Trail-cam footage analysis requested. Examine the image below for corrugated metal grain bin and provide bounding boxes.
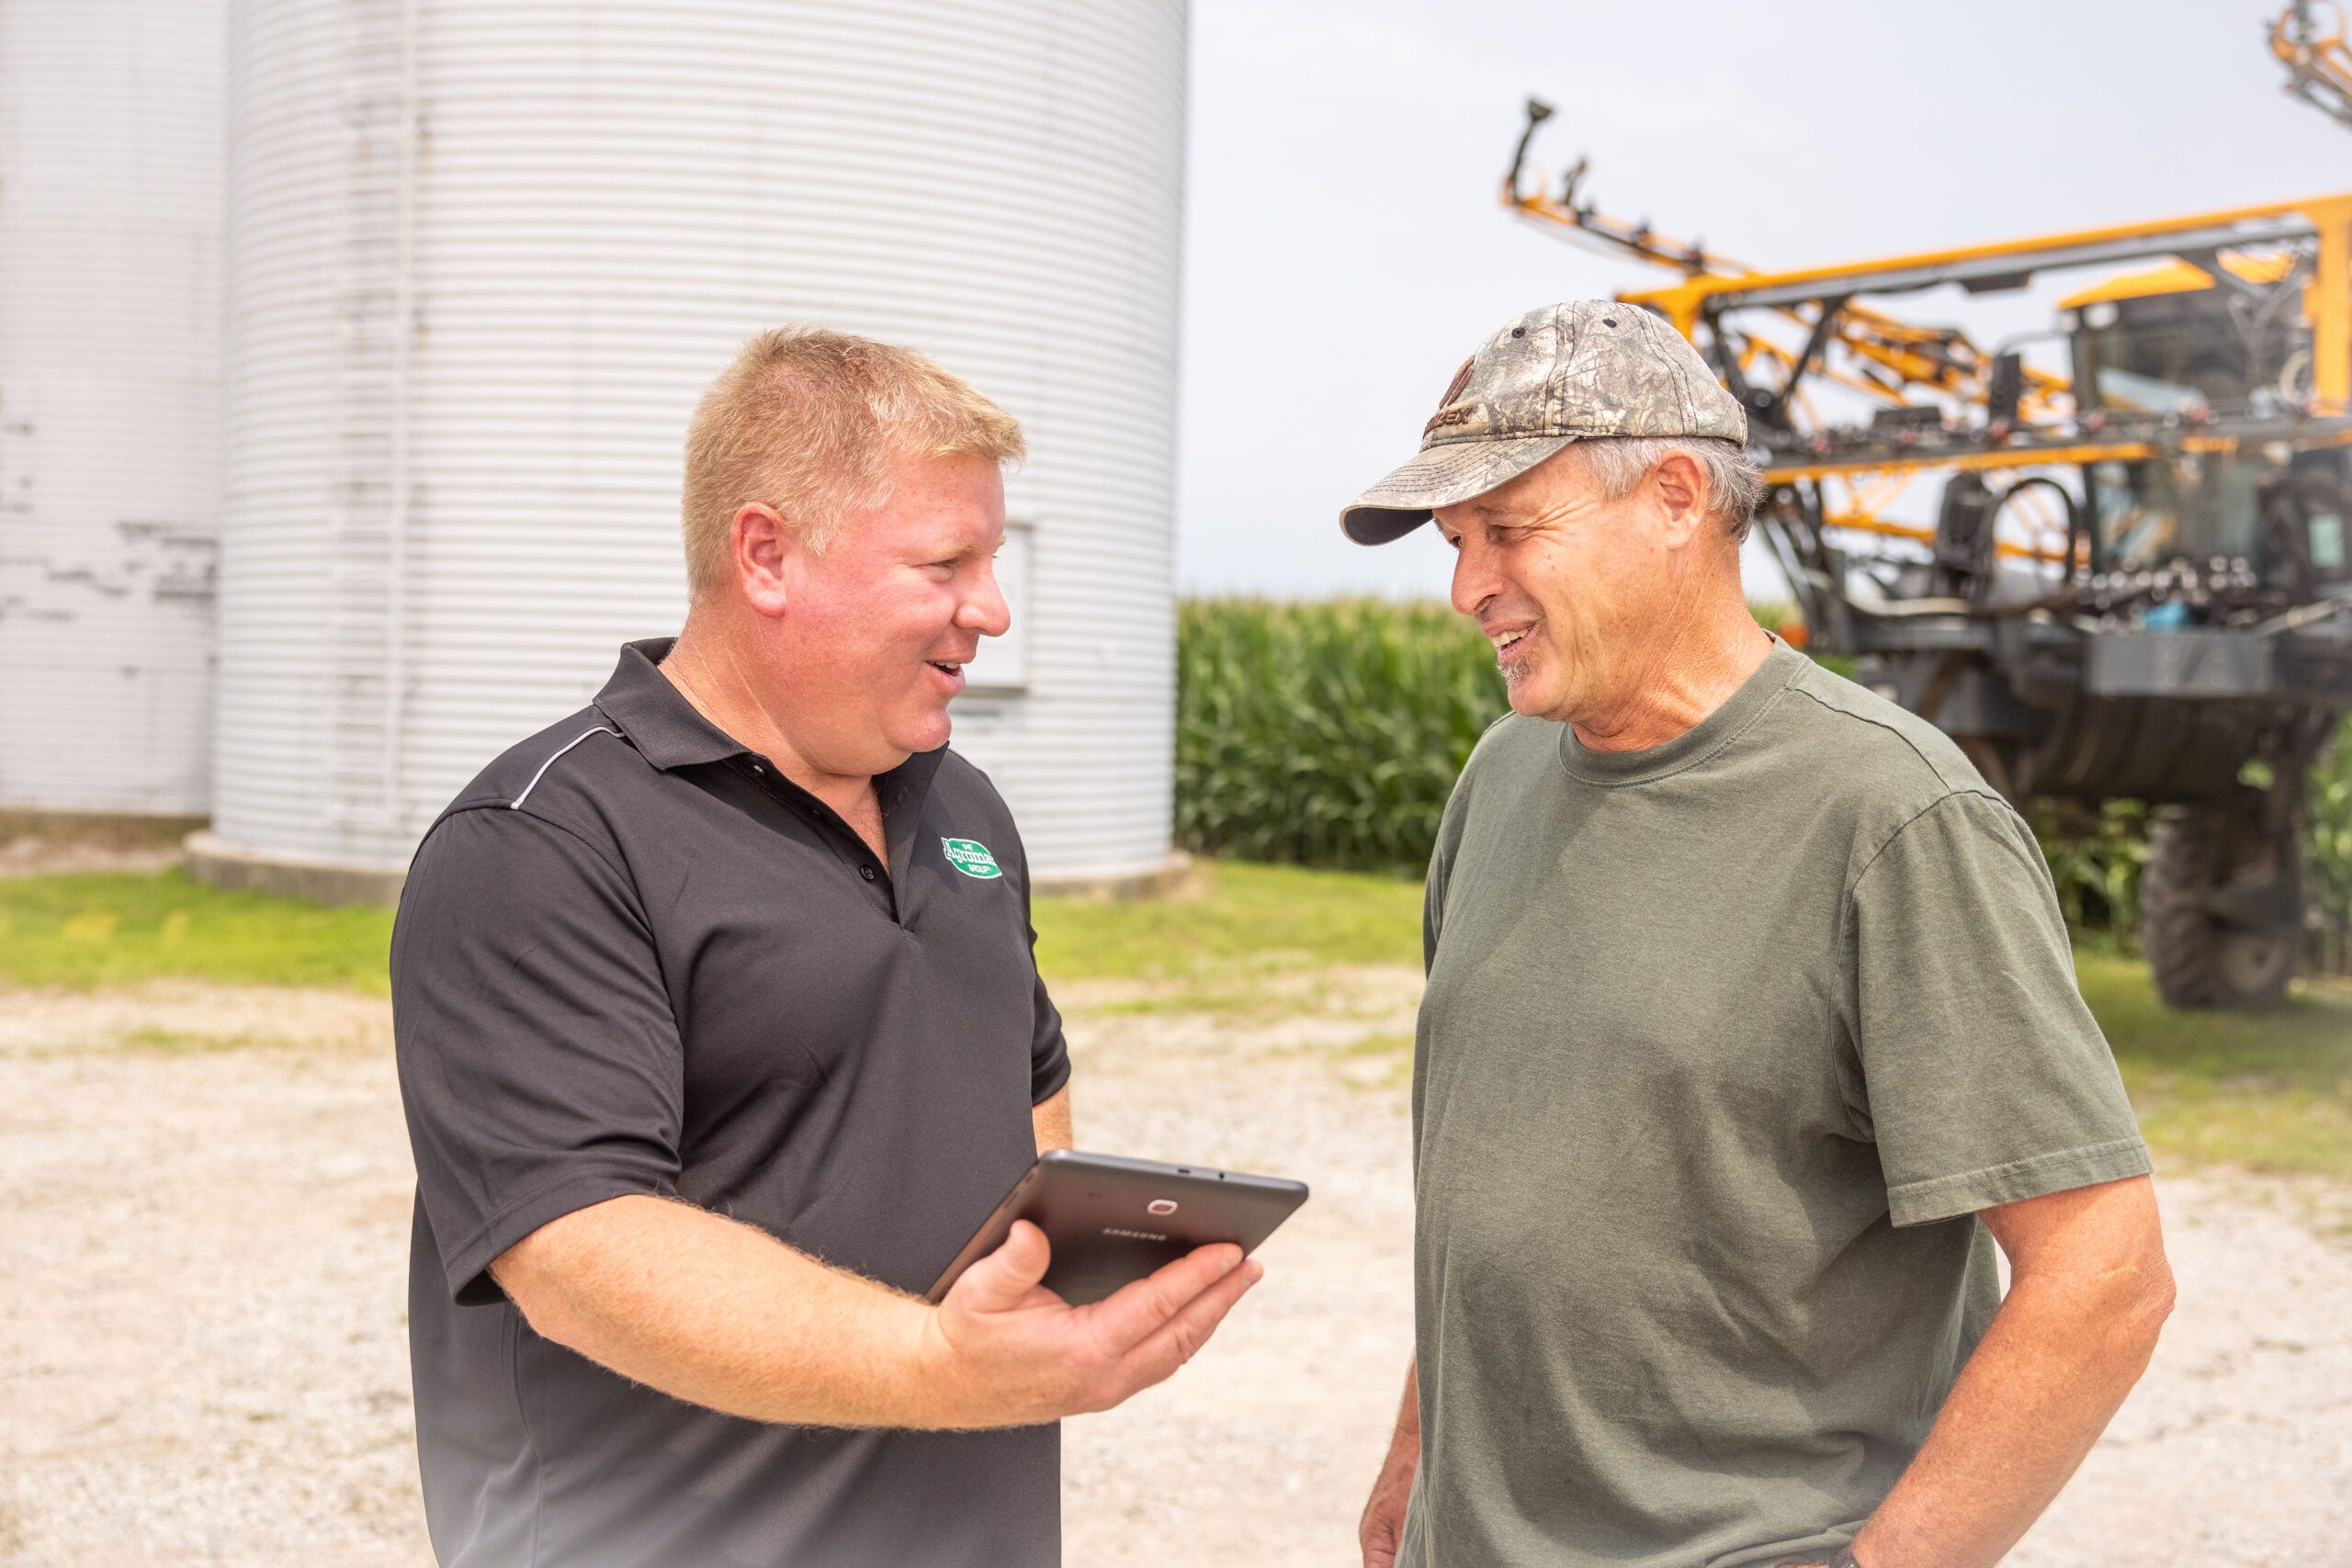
[206,0,1184,893]
[0,0,224,816]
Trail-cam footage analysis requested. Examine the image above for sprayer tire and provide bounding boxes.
[2141,803,2300,1010]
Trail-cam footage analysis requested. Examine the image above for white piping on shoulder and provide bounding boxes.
[510,726,623,810]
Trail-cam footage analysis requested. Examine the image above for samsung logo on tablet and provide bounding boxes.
[1102,1227,1170,1242]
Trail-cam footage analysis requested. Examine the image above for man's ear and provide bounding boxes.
[1648,452,1709,549]
[730,503,797,618]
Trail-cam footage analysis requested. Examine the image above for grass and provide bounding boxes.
[2,861,2345,1179]
[1031,861,1424,982]
[0,860,1419,997]
[0,870,395,995]
[2079,951,2352,1178]
[1334,1030,1419,1093]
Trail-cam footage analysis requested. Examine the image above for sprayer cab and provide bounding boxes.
[2063,269,2352,592]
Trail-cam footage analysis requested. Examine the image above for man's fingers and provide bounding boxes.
[1116,1256,1262,1391]
[947,1220,1053,1314]
[1084,1243,1246,1348]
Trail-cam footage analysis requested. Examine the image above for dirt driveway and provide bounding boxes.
[2,973,2346,1566]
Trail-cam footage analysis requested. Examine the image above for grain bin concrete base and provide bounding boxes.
[1,809,209,852]
[1033,852,1195,902]
[184,831,1190,911]
[184,832,408,908]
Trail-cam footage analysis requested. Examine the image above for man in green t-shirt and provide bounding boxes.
[1340,301,2173,1568]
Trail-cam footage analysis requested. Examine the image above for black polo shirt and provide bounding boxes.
[392,638,1069,1568]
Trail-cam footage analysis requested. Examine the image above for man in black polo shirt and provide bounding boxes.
[391,328,1260,1567]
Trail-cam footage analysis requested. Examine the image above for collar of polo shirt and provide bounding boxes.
[595,638,948,804]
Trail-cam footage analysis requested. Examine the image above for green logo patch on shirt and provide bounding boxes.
[941,838,1003,880]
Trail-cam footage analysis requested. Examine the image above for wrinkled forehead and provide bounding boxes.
[1432,444,1601,526]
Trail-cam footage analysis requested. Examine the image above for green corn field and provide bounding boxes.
[1175,598,1505,874]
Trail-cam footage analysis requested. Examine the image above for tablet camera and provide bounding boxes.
[1146,1199,1179,1216]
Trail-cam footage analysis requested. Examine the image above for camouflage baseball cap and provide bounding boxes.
[1340,299,1748,545]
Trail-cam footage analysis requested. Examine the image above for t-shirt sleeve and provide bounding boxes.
[392,807,685,1304]
[1024,937,1070,1106]
[1011,835,1069,1106]
[1848,790,2151,1226]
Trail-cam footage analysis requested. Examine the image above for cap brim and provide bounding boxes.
[1339,434,1579,545]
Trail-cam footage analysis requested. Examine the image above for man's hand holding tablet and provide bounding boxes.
[914,1150,1310,1426]
[917,1219,1256,1426]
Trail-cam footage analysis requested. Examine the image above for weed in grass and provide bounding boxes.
[113,1026,286,1057]
[22,1025,322,1062]
[1333,1031,1416,1093]
[1079,986,1275,1021]
[61,910,119,942]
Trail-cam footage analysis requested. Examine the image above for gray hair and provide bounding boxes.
[1567,435,1764,542]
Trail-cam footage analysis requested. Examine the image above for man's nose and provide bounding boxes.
[958,560,1013,638]
[1449,536,1498,619]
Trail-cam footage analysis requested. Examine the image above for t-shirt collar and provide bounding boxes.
[1558,633,1805,787]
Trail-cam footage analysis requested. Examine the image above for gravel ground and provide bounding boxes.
[1,974,2346,1566]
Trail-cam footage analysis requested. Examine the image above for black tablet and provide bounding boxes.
[924,1149,1309,1306]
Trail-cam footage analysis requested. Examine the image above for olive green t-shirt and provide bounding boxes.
[1398,638,2150,1568]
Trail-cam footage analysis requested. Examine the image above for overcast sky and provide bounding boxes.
[1175,0,2352,600]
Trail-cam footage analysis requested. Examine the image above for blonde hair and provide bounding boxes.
[681,327,1026,597]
